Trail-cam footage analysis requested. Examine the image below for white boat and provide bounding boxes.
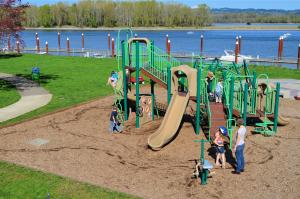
[220,50,253,63]
[93,53,106,58]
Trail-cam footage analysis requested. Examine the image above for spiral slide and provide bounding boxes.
[148,91,190,150]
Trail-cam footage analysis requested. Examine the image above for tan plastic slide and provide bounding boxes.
[148,91,190,150]
[277,115,289,125]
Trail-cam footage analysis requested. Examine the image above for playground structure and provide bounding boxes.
[110,28,289,184]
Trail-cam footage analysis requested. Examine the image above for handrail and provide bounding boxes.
[201,80,211,141]
[117,28,133,70]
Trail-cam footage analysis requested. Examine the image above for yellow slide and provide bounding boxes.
[148,91,190,150]
[278,115,289,126]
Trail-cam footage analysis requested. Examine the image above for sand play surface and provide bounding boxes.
[0,87,299,199]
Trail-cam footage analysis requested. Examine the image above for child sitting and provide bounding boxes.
[109,106,122,133]
[215,78,223,103]
[214,130,226,168]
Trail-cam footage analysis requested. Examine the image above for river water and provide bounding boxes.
[19,29,300,63]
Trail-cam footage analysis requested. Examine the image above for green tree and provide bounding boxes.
[195,4,211,27]
[39,5,52,27]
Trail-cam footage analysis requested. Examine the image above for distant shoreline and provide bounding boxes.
[25,25,300,31]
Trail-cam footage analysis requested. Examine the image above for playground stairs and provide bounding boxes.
[141,67,167,88]
[209,102,227,139]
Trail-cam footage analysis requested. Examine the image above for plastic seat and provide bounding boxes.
[203,159,213,170]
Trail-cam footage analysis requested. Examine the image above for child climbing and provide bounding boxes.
[206,71,215,101]
[215,78,223,103]
[107,71,118,87]
[109,106,122,133]
[214,129,226,168]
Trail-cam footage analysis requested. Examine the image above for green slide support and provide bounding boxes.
[151,80,155,121]
[135,41,140,128]
[167,64,171,104]
[273,82,280,132]
[122,41,128,121]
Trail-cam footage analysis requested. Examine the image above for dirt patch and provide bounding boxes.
[0,87,300,199]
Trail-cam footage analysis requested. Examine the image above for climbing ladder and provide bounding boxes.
[209,102,227,139]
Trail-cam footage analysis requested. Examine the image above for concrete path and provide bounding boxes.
[258,79,300,99]
[0,73,52,122]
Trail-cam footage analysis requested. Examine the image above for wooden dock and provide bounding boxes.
[21,48,299,67]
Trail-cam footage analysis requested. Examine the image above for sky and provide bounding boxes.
[25,0,300,10]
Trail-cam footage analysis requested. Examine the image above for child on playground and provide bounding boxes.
[215,78,223,103]
[206,71,214,94]
[107,71,118,87]
[109,106,122,133]
[214,129,226,168]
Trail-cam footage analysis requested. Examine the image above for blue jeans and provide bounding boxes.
[235,144,245,172]
[109,121,122,133]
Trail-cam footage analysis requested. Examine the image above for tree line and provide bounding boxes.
[23,1,300,28]
[24,0,211,28]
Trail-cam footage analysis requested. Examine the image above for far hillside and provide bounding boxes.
[212,8,300,23]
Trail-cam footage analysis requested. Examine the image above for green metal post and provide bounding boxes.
[229,76,234,149]
[222,70,226,82]
[167,64,171,104]
[122,41,128,121]
[135,41,140,128]
[151,80,155,121]
[252,71,257,88]
[243,83,248,126]
[124,41,129,66]
[195,139,208,185]
[273,82,280,132]
[200,139,205,164]
[251,71,257,113]
[201,169,208,185]
[200,57,203,68]
[150,41,154,68]
[233,62,243,89]
[196,67,201,135]
[193,59,198,69]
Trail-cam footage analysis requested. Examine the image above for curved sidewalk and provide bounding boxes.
[0,73,52,122]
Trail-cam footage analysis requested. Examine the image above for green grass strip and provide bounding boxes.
[0,80,21,108]
[0,161,139,199]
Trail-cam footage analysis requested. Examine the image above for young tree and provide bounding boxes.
[0,0,28,51]
[195,4,211,27]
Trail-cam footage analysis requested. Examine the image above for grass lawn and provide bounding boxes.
[0,54,117,126]
[0,161,139,199]
[250,65,300,79]
[0,80,21,108]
